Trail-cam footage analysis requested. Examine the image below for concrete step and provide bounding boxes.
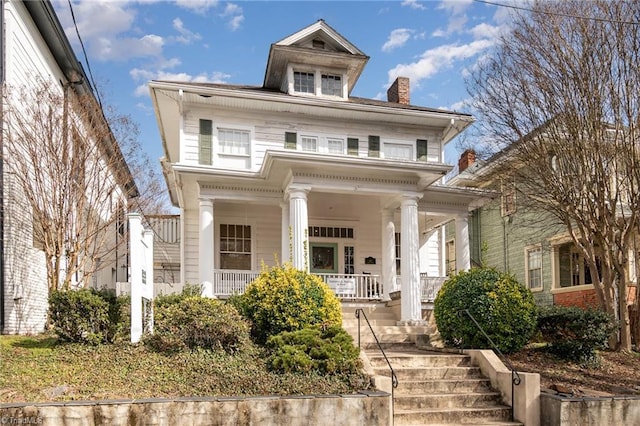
[394,378,494,394]
[343,318,399,327]
[375,366,483,381]
[394,406,514,425]
[394,392,503,410]
[368,351,471,368]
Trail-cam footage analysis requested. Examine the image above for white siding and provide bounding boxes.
[180,107,444,171]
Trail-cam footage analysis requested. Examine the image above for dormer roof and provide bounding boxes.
[263,19,369,95]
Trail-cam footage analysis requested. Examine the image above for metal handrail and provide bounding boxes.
[458,309,521,422]
[355,308,398,423]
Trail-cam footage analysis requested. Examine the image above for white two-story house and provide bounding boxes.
[1,0,138,334]
[150,20,487,324]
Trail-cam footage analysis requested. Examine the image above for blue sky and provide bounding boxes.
[52,0,513,185]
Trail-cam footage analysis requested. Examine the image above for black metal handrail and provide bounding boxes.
[355,308,398,420]
[458,309,521,422]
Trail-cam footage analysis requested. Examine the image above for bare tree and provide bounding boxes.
[467,0,640,351]
[2,78,156,292]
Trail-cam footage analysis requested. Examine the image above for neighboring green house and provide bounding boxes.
[447,150,638,309]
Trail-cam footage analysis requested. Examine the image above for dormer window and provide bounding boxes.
[321,74,342,96]
[289,66,347,99]
[294,71,315,93]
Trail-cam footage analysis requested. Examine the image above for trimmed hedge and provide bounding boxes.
[537,305,617,365]
[235,265,342,344]
[49,288,127,345]
[145,296,251,353]
[266,326,361,374]
[434,268,537,354]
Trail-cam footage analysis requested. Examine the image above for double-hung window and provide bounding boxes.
[220,224,251,270]
[321,74,342,96]
[301,136,318,152]
[218,129,250,156]
[384,142,413,160]
[294,71,315,93]
[526,246,543,290]
[327,138,344,154]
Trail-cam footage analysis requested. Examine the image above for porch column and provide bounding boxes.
[381,208,396,300]
[288,186,310,271]
[280,201,290,264]
[455,214,470,272]
[400,195,423,324]
[199,198,215,298]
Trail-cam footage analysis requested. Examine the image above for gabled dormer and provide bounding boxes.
[263,20,369,100]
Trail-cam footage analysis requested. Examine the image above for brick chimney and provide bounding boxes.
[458,149,476,173]
[387,77,410,105]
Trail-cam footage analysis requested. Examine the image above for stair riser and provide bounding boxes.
[369,355,471,368]
[394,380,492,393]
[376,367,482,380]
[394,393,503,410]
[394,408,513,425]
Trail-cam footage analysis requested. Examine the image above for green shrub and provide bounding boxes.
[237,265,342,343]
[537,305,617,365]
[154,283,203,309]
[266,325,361,374]
[49,289,110,345]
[145,296,251,353]
[434,268,537,354]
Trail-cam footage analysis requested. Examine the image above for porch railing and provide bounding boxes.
[212,270,260,297]
[421,274,446,302]
[211,269,446,302]
[316,273,381,300]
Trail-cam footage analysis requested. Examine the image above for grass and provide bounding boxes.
[0,334,370,403]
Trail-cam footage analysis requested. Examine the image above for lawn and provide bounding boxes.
[0,334,370,403]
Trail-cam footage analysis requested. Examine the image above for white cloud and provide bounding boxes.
[382,29,414,52]
[387,39,495,88]
[172,18,202,44]
[469,23,502,40]
[175,0,219,15]
[433,0,474,36]
[437,0,473,15]
[96,34,165,61]
[227,14,244,31]
[401,0,426,10]
[220,3,244,31]
[131,69,231,97]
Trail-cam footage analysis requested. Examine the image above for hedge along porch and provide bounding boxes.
[150,20,490,324]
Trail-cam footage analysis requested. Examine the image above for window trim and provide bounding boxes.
[217,127,251,158]
[383,140,414,161]
[216,220,255,270]
[212,124,254,167]
[288,65,347,99]
[525,244,543,291]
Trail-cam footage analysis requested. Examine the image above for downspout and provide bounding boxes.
[0,0,6,333]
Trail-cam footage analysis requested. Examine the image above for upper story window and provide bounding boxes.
[327,138,344,154]
[321,74,342,96]
[384,142,413,161]
[301,136,318,152]
[294,71,315,93]
[290,66,346,99]
[218,128,250,156]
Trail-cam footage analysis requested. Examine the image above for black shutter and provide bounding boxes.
[199,119,212,165]
[347,138,359,156]
[285,132,297,150]
[417,139,428,161]
[368,135,380,158]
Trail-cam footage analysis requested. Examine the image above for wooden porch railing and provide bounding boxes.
[211,269,446,301]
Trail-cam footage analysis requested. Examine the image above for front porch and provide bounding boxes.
[212,270,446,302]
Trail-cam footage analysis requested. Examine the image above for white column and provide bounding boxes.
[199,198,215,297]
[400,196,423,324]
[280,201,290,264]
[381,208,396,300]
[455,215,471,272]
[288,187,310,271]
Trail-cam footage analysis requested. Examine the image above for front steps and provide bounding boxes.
[342,303,522,425]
